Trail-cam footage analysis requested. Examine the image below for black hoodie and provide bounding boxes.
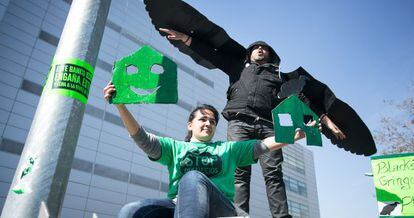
[221,41,284,121]
[189,38,283,121]
[245,41,280,65]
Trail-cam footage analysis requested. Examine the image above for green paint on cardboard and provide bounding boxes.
[271,95,322,146]
[111,45,178,104]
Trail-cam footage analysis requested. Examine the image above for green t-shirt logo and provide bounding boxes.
[179,150,222,177]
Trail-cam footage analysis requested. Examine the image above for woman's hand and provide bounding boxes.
[103,81,138,135]
[103,81,116,102]
[294,120,322,141]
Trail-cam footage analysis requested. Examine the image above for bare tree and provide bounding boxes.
[374,84,414,154]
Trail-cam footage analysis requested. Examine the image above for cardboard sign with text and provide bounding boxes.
[371,153,414,217]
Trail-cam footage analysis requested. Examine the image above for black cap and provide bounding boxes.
[246,41,280,65]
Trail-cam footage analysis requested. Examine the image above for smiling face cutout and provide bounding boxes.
[111,45,178,104]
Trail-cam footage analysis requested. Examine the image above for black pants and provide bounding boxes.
[227,118,291,218]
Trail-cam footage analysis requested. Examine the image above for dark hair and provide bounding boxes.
[184,104,219,142]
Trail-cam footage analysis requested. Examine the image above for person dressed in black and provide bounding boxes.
[142,1,376,216]
[159,28,345,218]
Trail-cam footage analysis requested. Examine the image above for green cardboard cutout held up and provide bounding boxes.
[272,95,322,146]
[111,45,178,104]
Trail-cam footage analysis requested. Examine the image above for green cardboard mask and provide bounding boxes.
[271,95,322,146]
[111,45,178,104]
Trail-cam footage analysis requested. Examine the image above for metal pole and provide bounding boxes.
[1,0,111,217]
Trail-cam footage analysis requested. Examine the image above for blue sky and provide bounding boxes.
[185,0,414,217]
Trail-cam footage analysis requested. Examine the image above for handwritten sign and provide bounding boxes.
[371,153,414,217]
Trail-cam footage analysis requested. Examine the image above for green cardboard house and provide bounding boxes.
[271,95,322,146]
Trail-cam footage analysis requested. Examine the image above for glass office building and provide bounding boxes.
[0,0,320,217]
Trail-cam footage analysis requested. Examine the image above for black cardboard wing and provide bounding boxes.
[143,0,245,69]
[280,67,377,156]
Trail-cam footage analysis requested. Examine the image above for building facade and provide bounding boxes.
[0,0,320,217]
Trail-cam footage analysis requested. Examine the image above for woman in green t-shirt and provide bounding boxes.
[104,82,311,218]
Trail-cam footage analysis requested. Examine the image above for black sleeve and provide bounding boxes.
[285,67,336,116]
[190,37,245,76]
[301,73,336,115]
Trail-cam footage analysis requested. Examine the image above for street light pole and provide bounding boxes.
[1,0,111,217]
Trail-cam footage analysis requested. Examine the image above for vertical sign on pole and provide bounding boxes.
[1,0,111,217]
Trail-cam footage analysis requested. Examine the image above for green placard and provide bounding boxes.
[371,153,414,217]
[271,95,322,146]
[111,45,178,104]
[44,58,94,104]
